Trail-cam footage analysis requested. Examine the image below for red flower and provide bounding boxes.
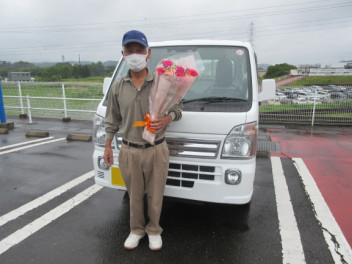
[187,69,199,77]
[162,60,173,68]
[175,66,185,76]
[157,67,165,75]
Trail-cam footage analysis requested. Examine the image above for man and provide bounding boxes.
[103,30,182,251]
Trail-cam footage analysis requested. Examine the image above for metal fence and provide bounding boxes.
[2,81,103,122]
[1,82,352,126]
[260,85,352,126]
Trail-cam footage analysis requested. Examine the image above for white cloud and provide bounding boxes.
[0,0,351,64]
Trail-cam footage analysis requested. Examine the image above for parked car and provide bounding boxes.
[292,98,309,105]
[330,92,347,100]
[311,85,324,92]
[327,85,338,90]
[275,92,287,101]
[331,87,346,93]
[268,98,281,105]
[305,92,321,101]
[317,91,330,100]
[296,92,308,100]
[345,90,352,98]
[327,85,347,93]
[284,91,298,99]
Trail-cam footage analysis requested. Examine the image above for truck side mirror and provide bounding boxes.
[259,79,276,102]
[103,77,112,95]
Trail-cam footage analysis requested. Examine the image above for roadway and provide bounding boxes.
[0,117,351,264]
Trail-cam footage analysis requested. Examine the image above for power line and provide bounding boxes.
[1,0,351,34]
[2,22,351,57]
[1,0,351,59]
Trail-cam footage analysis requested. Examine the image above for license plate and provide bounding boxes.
[111,167,125,187]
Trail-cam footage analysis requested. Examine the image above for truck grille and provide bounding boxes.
[166,137,221,159]
[166,162,219,188]
[97,171,104,178]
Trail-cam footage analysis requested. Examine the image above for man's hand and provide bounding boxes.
[104,139,113,167]
[150,114,172,134]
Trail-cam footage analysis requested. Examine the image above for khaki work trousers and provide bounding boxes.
[119,141,169,236]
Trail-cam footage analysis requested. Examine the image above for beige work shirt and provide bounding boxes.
[105,68,182,143]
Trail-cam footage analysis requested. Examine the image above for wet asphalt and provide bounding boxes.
[0,116,345,264]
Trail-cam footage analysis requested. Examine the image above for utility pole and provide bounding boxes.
[62,55,65,63]
[248,21,255,49]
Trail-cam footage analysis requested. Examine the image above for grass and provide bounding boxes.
[261,101,351,110]
[315,113,352,117]
[61,76,105,83]
[286,76,352,86]
[2,82,103,99]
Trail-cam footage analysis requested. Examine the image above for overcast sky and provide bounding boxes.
[1,0,351,66]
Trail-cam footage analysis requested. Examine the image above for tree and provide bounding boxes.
[105,65,115,75]
[72,64,90,78]
[89,61,105,76]
[81,65,90,78]
[56,62,73,79]
[264,63,297,78]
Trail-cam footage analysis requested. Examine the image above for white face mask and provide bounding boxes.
[124,52,148,72]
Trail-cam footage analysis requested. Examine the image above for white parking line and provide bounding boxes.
[0,138,66,155]
[0,170,95,227]
[293,158,352,264]
[0,137,55,151]
[0,184,103,255]
[271,156,306,264]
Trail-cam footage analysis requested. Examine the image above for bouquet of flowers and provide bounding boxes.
[133,54,199,144]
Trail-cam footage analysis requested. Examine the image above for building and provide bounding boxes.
[290,62,352,76]
[8,72,32,82]
[309,68,352,76]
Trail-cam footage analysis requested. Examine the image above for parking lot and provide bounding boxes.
[273,85,352,105]
[0,118,351,263]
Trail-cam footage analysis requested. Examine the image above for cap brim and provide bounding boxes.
[122,39,148,47]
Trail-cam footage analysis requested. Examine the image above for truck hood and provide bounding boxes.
[96,105,247,135]
[168,112,246,135]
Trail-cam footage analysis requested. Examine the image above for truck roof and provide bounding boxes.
[149,39,251,48]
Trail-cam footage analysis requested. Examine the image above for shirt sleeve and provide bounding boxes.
[168,101,183,122]
[104,82,122,140]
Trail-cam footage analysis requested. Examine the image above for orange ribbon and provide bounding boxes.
[132,113,155,132]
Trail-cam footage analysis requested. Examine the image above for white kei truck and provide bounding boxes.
[93,40,275,205]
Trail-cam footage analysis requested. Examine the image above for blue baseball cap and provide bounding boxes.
[122,30,149,47]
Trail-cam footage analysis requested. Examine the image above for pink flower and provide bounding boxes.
[157,67,165,75]
[175,66,185,76]
[162,60,173,68]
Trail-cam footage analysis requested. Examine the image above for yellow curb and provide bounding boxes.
[0,128,9,134]
[66,134,92,142]
[0,122,14,129]
[25,130,50,138]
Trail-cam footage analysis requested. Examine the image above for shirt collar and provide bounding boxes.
[124,67,155,82]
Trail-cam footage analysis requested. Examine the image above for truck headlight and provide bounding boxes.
[98,156,109,170]
[93,114,106,147]
[221,122,257,159]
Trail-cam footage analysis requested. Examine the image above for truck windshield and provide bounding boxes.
[105,45,253,112]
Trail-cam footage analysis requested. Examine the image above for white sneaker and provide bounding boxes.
[124,233,145,250]
[148,235,162,251]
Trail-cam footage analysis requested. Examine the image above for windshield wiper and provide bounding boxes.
[183,97,247,104]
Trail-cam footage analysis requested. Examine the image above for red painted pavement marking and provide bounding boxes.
[268,128,352,247]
